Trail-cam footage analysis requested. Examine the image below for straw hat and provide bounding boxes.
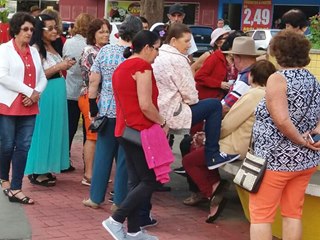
[223,36,266,56]
[210,28,230,47]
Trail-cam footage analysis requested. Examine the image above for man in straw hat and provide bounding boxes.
[221,36,265,115]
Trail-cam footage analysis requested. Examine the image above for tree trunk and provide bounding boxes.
[140,0,164,27]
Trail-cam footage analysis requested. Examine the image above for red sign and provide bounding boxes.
[241,0,272,32]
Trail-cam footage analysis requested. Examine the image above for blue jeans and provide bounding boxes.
[0,115,36,190]
[90,118,127,205]
[190,98,222,166]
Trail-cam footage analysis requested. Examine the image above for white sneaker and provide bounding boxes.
[126,231,159,240]
[102,217,126,240]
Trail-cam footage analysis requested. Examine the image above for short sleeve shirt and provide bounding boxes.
[112,58,159,137]
[90,44,126,118]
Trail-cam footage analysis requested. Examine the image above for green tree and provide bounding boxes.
[140,0,164,27]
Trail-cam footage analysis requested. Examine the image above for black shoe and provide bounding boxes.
[61,165,76,173]
[155,185,171,192]
[140,217,158,229]
[173,166,186,175]
[206,198,227,223]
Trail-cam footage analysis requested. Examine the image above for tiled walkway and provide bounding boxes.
[22,137,250,240]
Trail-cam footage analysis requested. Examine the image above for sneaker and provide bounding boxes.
[81,176,91,186]
[140,215,158,229]
[82,198,99,209]
[102,217,126,240]
[126,231,159,240]
[173,166,186,175]
[207,153,240,170]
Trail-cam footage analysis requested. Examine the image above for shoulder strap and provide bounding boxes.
[249,79,317,153]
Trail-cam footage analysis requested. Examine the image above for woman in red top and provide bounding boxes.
[102,30,166,240]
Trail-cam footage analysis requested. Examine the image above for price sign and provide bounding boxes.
[241,0,272,32]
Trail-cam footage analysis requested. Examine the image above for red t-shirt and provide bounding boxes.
[0,39,38,115]
[112,58,159,137]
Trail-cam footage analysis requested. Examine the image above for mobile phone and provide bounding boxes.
[308,134,320,144]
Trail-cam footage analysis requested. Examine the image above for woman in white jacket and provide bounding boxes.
[0,12,47,204]
[153,23,239,170]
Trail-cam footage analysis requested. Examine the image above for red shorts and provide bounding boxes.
[78,94,97,141]
[249,167,316,223]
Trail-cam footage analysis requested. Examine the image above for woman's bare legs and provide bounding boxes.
[250,223,272,240]
[83,139,96,180]
[282,217,302,240]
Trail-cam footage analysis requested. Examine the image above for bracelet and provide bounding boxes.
[160,119,166,128]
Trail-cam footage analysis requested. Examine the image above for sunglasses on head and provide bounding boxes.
[42,26,59,32]
[21,27,34,32]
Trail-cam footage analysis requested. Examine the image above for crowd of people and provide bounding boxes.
[0,3,319,240]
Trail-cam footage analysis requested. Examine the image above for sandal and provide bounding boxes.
[8,190,34,205]
[0,179,10,196]
[30,175,56,187]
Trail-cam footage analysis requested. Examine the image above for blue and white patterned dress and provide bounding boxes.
[253,69,320,172]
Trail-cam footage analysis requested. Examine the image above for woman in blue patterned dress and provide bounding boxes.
[82,16,142,212]
[249,30,320,240]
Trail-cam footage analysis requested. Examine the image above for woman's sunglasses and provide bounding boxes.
[20,27,34,32]
[42,26,59,32]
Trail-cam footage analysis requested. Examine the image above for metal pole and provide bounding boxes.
[104,0,109,19]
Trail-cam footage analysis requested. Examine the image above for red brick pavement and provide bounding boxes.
[22,141,250,240]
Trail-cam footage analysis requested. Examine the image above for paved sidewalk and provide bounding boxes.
[0,134,250,240]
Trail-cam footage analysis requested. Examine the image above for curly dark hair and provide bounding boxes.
[269,30,311,68]
[9,12,36,38]
[86,19,112,46]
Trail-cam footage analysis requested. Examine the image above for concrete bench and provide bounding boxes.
[221,162,320,240]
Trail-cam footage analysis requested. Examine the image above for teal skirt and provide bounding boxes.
[25,77,69,174]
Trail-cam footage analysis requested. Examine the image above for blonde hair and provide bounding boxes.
[72,13,95,37]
